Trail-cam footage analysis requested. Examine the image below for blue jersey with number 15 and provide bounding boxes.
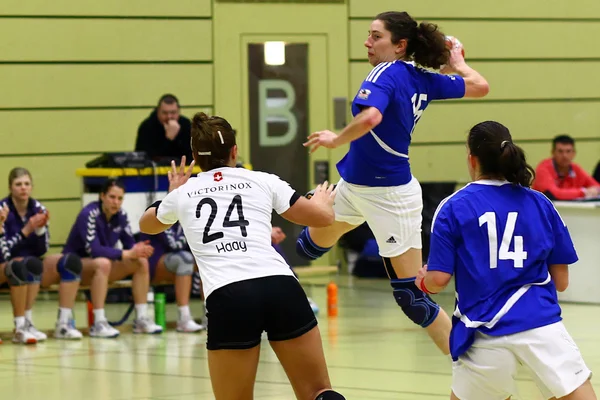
[427,181,578,360]
[337,61,465,187]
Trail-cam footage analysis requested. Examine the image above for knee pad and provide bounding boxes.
[164,251,195,276]
[296,227,332,260]
[315,390,345,400]
[5,260,28,286]
[24,257,43,284]
[391,277,440,328]
[57,253,82,282]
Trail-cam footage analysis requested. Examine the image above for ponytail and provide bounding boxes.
[409,22,449,69]
[498,142,535,187]
[468,121,535,187]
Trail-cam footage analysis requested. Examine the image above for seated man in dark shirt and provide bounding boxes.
[135,94,192,162]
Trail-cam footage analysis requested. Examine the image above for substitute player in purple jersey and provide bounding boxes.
[1,168,83,341]
[61,179,162,338]
[297,11,489,354]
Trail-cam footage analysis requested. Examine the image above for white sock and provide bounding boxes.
[178,305,191,321]
[58,308,73,324]
[135,304,148,320]
[14,316,26,329]
[24,309,33,322]
[93,309,106,322]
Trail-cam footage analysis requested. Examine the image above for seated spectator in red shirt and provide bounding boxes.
[532,135,600,200]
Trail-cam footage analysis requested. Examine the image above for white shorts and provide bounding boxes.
[334,177,422,258]
[452,322,592,400]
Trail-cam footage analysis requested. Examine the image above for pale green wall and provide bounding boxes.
[0,0,214,252]
[3,0,600,251]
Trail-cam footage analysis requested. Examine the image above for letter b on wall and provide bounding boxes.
[258,80,298,147]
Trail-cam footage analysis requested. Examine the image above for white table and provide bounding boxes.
[553,201,600,304]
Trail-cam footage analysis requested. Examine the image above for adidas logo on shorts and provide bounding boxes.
[386,236,396,244]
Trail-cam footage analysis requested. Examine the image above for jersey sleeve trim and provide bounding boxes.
[289,192,300,207]
[365,62,394,83]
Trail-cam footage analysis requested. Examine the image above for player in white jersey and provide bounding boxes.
[417,121,596,399]
[139,113,345,400]
[296,11,489,355]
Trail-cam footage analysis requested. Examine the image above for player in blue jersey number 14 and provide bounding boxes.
[417,120,596,400]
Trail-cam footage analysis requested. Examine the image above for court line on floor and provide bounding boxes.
[3,361,447,397]
[131,347,541,384]
[0,337,541,386]
[0,339,577,388]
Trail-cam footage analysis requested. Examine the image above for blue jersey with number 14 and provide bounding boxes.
[427,181,578,360]
[337,61,465,187]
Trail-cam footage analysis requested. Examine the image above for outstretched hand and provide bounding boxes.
[303,130,339,153]
[309,180,337,207]
[168,156,195,193]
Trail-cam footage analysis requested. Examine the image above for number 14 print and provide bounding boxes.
[479,211,528,269]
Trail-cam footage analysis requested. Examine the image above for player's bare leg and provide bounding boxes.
[560,379,597,399]
[208,345,260,400]
[307,222,358,248]
[270,326,343,400]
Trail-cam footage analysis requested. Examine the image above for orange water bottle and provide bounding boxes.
[327,282,338,317]
[87,300,94,328]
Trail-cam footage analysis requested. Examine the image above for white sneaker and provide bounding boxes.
[13,327,37,344]
[176,319,205,333]
[54,320,83,340]
[133,317,163,334]
[90,320,120,338]
[25,320,47,341]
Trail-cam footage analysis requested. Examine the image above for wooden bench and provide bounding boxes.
[0,279,170,294]
[0,265,338,334]
[0,265,338,294]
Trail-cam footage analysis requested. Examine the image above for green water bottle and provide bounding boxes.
[155,292,166,329]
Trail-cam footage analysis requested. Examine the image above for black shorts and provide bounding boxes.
[205,275,317,350]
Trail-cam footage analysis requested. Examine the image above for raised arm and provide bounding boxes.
[441,39,489,98]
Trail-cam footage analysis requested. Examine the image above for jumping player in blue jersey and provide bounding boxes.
[417,121,596,400]
[296,11,489,354]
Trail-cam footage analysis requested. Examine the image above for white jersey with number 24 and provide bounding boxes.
[157,167,297,298]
